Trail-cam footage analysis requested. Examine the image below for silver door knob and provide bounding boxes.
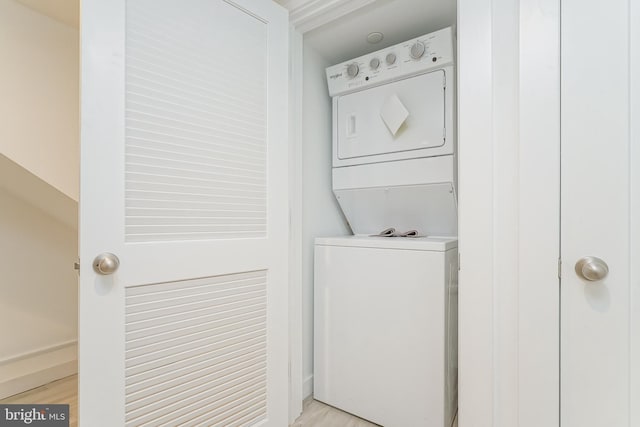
[93,253,120,275]
[575,256,608,281]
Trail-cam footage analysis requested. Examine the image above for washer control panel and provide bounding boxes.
[326,26,454,97]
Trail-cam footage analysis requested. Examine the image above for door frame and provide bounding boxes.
[457,0,560,426]
[288,25,304,423]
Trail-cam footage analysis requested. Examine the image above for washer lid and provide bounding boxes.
[315,235,457,251]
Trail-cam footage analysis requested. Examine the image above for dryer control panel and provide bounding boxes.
[326,26,454,97]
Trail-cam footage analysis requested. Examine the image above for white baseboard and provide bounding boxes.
[303,374,314,400]
[0,341,77,400]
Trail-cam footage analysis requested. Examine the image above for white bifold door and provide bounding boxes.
[79,1,289,425]
[561,0,639,426]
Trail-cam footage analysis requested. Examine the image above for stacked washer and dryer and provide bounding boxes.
[313,27,458,427]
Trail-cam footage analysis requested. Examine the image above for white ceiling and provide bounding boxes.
[275,0,376,33]
[300,0,456,65]
[15,0,79,28]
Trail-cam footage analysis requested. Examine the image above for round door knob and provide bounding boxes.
[346,63,359,78]
[410,41,426,59]
[93,253,120,275]
[386,53,397,65]
[575,256,609,281]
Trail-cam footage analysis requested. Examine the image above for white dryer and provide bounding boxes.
[328,26,456,238]
[314,26,458,427]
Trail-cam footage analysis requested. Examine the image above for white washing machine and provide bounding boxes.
[314,236,458,427]
[314,27,458,427]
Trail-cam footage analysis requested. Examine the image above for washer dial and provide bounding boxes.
[369,58,380,70]
[410,41,426,59]
[346,63,359,78]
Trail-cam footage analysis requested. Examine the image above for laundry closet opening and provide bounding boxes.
[290,0,457,425]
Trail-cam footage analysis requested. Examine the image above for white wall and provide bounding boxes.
[0,1,78,398]
[0,187,78,396]
[301,44,351,398]
[0,0,79,201]
[457,0,560,425]
[0,188,78,358]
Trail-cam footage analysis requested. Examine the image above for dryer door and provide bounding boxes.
[336,69,451,165]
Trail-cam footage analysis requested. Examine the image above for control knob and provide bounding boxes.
[346,63,359,78]
[369,58,380,70]
[410,41,426,59]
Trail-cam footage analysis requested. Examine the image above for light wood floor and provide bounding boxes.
[291,398,379,426]
[0,375,457,427]
[0,375,78,427]
[292,398,458,427]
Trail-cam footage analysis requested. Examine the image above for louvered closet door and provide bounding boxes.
[79,1,289,426]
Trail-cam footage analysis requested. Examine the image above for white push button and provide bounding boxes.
[386,53,397,65]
